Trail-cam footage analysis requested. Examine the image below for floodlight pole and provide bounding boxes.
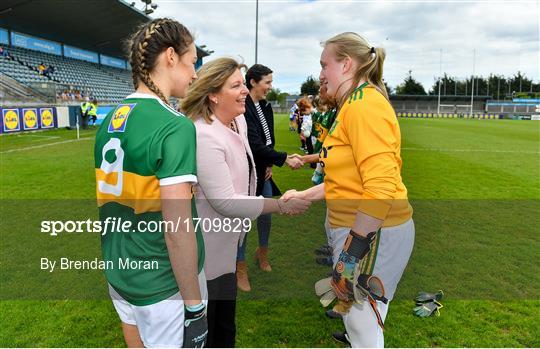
[437,49,442,115]
[255,0,259,64]
[470,49,475,115]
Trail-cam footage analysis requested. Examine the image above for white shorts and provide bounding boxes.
[329,218,415,347]
[109,272,208,348]
[324,208,331,243]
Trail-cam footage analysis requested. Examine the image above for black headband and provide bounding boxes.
[370,47,376,54]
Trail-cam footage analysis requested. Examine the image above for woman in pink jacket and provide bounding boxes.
[181,57,310,347]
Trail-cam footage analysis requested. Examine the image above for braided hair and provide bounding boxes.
[127,18,194,105]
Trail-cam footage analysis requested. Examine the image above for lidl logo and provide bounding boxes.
[108,103,136,133]
[40,108,54,128]
[2,109,20,132]
[23,109,38,130]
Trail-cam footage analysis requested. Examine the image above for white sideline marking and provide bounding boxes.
[27,135,61,141]
[17,134,59,139]
[0,137,93,154]
[402,147,540,154]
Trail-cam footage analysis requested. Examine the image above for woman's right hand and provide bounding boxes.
[285,154,304,169]
[278,197,310,215]
[282,184,325,203]
[281,189,300,202]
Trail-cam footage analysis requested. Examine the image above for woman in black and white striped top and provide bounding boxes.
[236,63,305,292]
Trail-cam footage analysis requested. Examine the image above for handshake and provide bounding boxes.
[264,154,304,181]
[277,189,310,216]
[285,154,305,170]
[271,154,312,215]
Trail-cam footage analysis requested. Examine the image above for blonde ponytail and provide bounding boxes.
[323,32,388,105]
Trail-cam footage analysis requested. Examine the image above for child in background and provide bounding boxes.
[298,97,314,155]
[310,96,326,183]
[301,83,337,184]
[289,100,298,131]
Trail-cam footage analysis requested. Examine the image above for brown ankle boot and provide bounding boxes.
[255,247,272,272]
[236,261,251,292]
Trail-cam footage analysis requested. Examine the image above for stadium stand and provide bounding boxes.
[0,0,211,105]
[1,45,133,103]
[0,66,50,103]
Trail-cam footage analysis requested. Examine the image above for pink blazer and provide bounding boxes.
[194,114,263,281]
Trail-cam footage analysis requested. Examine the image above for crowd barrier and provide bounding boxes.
[396,112,501,119]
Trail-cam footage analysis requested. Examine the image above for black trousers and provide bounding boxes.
[206,273,237,348]
[297,118,306,149]
[305,135,314,154]
[81,114,88,129]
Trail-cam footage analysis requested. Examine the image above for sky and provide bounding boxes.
[151,0,540,94]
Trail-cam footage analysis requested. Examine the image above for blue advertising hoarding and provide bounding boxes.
[0,28,8,45]
[488,101,539,107]
[22,108,39,130]
[1,108,21,133]
[39,108,56,129]
[512,98,540,104]
[0,107,57,134]
[64,45,99,64]
[95,106,114,125]
[100,55,126,69]
[10,32,62,56]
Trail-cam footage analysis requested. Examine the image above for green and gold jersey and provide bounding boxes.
[94,93,205,306]
[311,108,337,154]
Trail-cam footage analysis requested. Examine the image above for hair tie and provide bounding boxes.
[370,47,376,54]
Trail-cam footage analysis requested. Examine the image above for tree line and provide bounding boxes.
[265,71,539,105]
[395,70,539,98]
[276,71,540,104]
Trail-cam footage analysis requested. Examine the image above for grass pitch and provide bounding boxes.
[1,116,539,347]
